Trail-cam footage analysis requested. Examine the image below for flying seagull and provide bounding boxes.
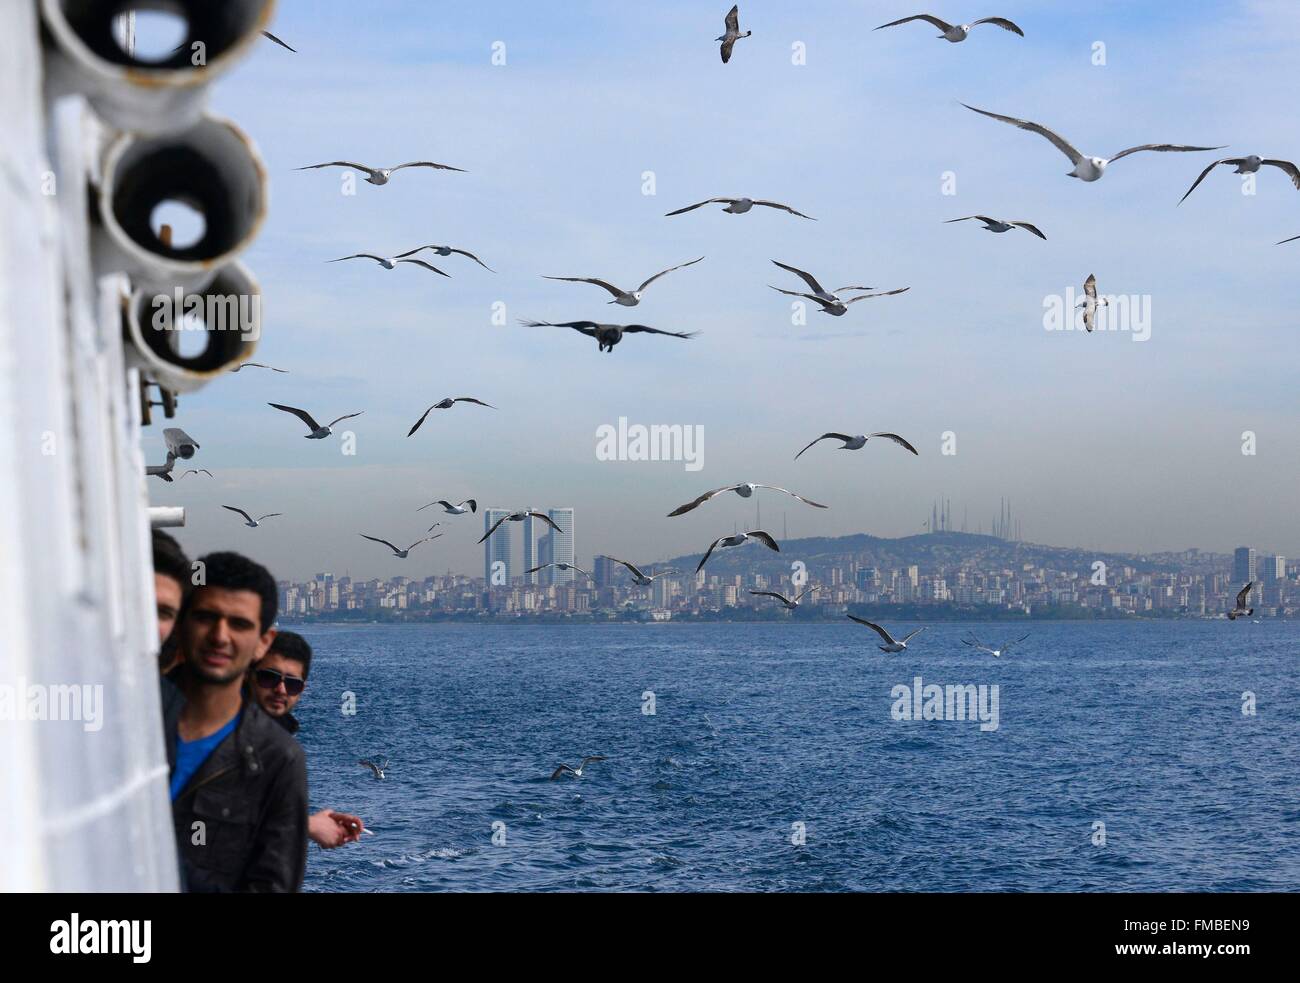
[526,562,594,582]
[945,215,1046,239]
[360,533,441,558]
[666,197,815,220]
[962,633,1029,657]
[795,432,919,460]
[875,14,1024,42]
[696,530,781,573]
[604,557,675,586]
[769,260,909,315]
[179,469,213,479]
[268,402,363,439]
[328,253,449,276]
[1178,156,1300,204]
[749,586,820,610]
[297,160,466,185]
[520,319,698,353]
[961,103,1223,182]
[478,510,563,544]
[550,755,607,780]
[407,397,495,437]
[1228,582,1255,620]
[543,257,704,307]
[232,361,288,373]
[847,616,926,653]
[1078,273,1108,332]
[418,499,478,515]
[261,30,296,52]
[668,482,828,517]
[395,244,494,271]
[358,758,388,780]
[717,5,752,63]
[222,505,282,528]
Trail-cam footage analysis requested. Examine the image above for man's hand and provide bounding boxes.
[308,809,366,849]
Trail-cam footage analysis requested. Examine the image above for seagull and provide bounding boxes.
[407,397,495,437]
[945,215,1046,239]
[668,482,828,517]
[717,5,752,63]
[769,261,910,316]
[418,499,478,515]
[297,160,466,185]
[1178,156,1300,204]
[1078,273,1108,333]
[261,30,296,52]
[1228,582,1255,620]
[179,469,213,479]
[1277,234,1300,245]
[268,403,363,439]
[666,197,815,220]
[358,758,388,780]
[232,361,288,373]
[961,103,1224,182]
[328,253,449,276]
[794,432,919,460]
[696,530,780,573]
[519,320,698,353]
[359,533,442,558]
[478,510,563,544]
[550,755,607,780]
[526,562,594,582]
[222,505,282,528]
[749,586,820,610]
[543,257,704,307]
[962,633,1029,657]
[604,557,675,586]
[395,244,494,271]
[848,616,926,653]
[874,14,1024,42]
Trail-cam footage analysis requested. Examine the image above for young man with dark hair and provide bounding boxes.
[249,631,367,849]
[162,551,308,892]
[152,529,190,650]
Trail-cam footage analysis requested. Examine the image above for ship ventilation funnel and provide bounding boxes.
[41,0,276,133]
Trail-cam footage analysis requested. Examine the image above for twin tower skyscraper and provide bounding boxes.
[483,508,576,587]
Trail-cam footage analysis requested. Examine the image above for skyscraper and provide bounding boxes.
[593,554,615,589]
[547,508,575,585]
[522,511,539,584]
[1232,547,1256,585]
[484,509,512,587]
[1262,555,1286,584]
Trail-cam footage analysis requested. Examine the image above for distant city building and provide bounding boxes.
[546,508,575,585]
[522,511,540,585]
[1262,554,1286,584]
[593,554,615,589]
[484,509,512,586]
[1233,547,1256,585]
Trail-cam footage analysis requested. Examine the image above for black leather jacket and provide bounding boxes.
[162,673,308,892]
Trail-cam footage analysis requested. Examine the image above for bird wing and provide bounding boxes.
[261,30,297,51]
[268,402,320,431]
[406,534,440,552]
[477,515,510,544]
[1012,222,1047,240]
[961,104,1084,165]
[464,499,478,512]
[1178,158,1236,204]
[637,256,705,293]
[358,760,379,777]
[1236,582,1253,607]
[696,538,726,573]
[417,499,451,512]
[752,484,829,509]
[329,254,387,264]
[361,534,402,554]
[222,505,254,524]
[391,161,467,173]
[533,512,564,533]
[796,586,821,602]
[943,216,982,224]
[869,432,919,455]
[795,433,852,460]
[407,406,435,437]
[753,200,817,219]
[874,14,954,32]
[720,36,737,63]
[236,361,287,372]
[1277,234,1300,245]
[768,285,828,305]
[749,590,791,604]
[1263,159,1300,189]
[1084,274,1097,300]
[525,563,553,575]
[901,627,928,643]
[327,411,364,428]
[550,764,574,779]
[613,558,646,578]
[847,615,896,645]
[448,248,494,271]
[970,17,1025,35]
[843,287,911,304]
[771,260,829,296]
[747,530,781,553]
[622,324,699,339]
[297,161,373,174]
[667,485,737,517]
[255,513,283,522]
[664,198,733,216]
[542,275,625,298]
[581,755,608,767]
[452,397,495,408]
[725,5,740,33]
[961,636,982,648]
[1108,144,1226,163]
[521,319,600,337]
[398,258,451,276]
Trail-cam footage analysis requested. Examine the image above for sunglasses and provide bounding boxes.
[254,667,305,696]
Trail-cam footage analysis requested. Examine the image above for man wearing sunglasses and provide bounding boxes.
[249,631,368,849]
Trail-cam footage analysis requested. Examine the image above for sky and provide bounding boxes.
[142,0,1300,581]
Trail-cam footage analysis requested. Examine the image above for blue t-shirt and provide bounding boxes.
[170,711,242,800]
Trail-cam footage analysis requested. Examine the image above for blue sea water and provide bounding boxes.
[291,621,1300,892]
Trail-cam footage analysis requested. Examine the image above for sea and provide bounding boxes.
[290,620,1300,892]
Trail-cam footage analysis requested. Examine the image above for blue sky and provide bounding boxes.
[146,1,1300,580]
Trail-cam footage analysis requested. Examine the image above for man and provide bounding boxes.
[152,529,189,650]
[249,631,366,849]
[162,551,307,892]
